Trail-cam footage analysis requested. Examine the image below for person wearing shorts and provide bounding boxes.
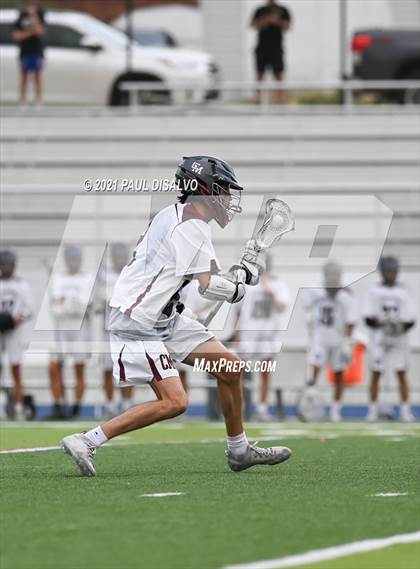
[250,0,291,104]
[49,245,93,419]
[62,155,292,476]
[13,1,46,105]
[234,256,289,420]
[304,262,356,422]
[363,256,416,422]
[0,251,33,420]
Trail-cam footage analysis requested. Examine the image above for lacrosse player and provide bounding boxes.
[303,261,356,422]
[97,243,134,417]
[234,254,289,420]
[364,256,416,422]
[0,250,33,420]
[48,244,93,419]
[62,155,291,476]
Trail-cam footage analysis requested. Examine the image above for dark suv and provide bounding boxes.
[351,28,420,103]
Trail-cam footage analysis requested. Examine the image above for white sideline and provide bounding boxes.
[223,531,420,569]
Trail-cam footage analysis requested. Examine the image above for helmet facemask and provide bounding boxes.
[211,180,242,227]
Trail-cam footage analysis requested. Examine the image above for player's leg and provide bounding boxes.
[330,370,344,422]
[62,375,186,477]
[49,359,66,417]
[183,338,291,471]
[179,369,188,393]
[367,341,384,421]
[183,339,244,436]
[10,365,24,420]
[103,368,116,417]
[396,369,414,422]
[273,71,284,104]
[71,363,85,418]
[5,329,25,419]
[102,376,187,438]
[120,385,135,412]
[256,358,272,421]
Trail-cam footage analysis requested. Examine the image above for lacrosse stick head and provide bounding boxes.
[255,199,295,250]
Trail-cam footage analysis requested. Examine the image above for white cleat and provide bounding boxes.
[366,408,378,422]
[62,433,96,477]
[330,409,342,423]
[226,443,291,472]
[400,410,416,423]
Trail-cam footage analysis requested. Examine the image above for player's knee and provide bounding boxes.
[217,355,243,384]
[166,393,188,417]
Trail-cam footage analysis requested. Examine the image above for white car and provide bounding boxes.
[0,9,220,105]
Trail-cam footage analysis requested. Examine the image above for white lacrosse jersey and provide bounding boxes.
[110,203,220,329]
[304,288,356,345]
[235,277,290,334]
[363,283,416,343]
[0,276,33,319]
[51,271,93,326]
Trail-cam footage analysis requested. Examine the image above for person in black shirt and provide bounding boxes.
[250,0,291,104]
[13,1,46,105]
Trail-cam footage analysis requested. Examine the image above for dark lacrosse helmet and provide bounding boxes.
[0,250,16,279]
[379,256,399,285]
[175,155,243,228]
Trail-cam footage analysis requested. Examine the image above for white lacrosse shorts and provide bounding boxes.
[0,326,27,365]
[308,340,348,372]
[368,336,409,373]
[110,313,213,386]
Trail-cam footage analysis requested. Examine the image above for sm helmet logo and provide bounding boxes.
[191,162,203,175]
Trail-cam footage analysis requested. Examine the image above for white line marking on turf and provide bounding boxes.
[0,446,61,454]
[141,492,185,498]
[371,492,408,497]
[222,531,420,569]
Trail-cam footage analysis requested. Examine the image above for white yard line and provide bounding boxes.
[141,492,185,498]
[223,531,420,569]
[371,492,408,497]
[0,446,61,454]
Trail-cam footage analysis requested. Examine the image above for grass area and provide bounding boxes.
[0,422,419,569]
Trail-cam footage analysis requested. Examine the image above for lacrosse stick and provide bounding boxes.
[203,198,295,327]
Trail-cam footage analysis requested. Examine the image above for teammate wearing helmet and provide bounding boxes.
[62,156,291,476]
[97,243,134,417]
[234,254,290,421]
[49,244,93,419]
[303,261,356,422]
[363,256,416,422]
[0,250,33,420]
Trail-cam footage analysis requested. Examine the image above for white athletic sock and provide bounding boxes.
[84,426,108,448]
[227,432,249,457]
[369,402,378,413]
[331,401,341,413]
[401,402,411,414]
[257,402,268,414]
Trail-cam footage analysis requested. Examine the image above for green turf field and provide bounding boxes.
[1,421,419,569]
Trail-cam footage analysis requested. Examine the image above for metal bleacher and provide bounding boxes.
[1,105,419,414]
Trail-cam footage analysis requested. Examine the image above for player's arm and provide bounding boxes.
[197,270,245,304]
[250,9,274,29]
[13,28,34,41]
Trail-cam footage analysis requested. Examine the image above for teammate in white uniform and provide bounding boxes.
[97,243,134,417]
[49,245,93,419]
[363,256,416,422]
[63,155,291,476]
[304,261,356,422]
[0,251,33,420]
[235,255,289,420]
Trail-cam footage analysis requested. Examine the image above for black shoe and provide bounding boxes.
[71,403,81,418]
[46,403,67,420]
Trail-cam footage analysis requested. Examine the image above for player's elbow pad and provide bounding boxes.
[198,274,245,304]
